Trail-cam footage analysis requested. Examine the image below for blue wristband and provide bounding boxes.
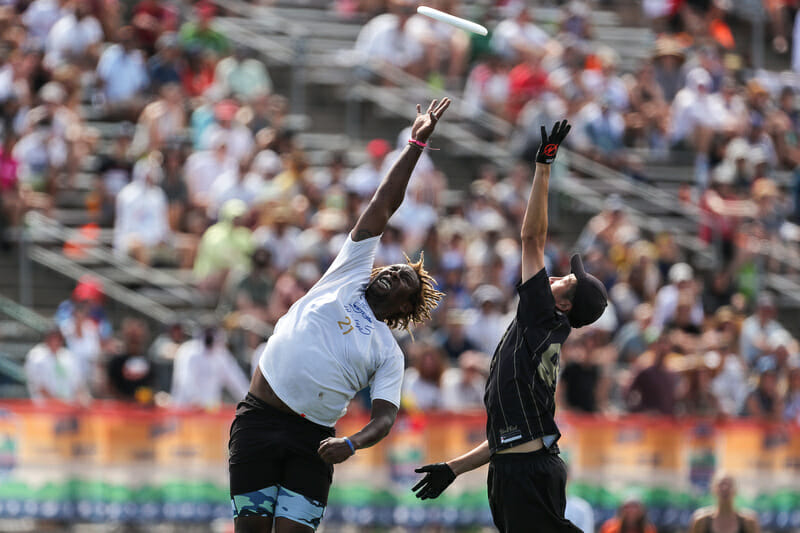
[344,437,356,455]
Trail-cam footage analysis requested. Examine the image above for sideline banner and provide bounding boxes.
[0,401,798,530]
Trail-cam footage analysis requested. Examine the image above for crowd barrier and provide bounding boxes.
[0,401,798,530]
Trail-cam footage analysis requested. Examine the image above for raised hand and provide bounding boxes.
[535,119,571,165]
[411,98,451,144]
[411,462,457,500]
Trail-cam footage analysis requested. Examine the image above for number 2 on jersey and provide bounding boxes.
[338,316,354,335]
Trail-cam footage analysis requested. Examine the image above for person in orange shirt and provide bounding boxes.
[599,495,657,533]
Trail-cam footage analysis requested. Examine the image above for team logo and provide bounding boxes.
[543,144,558,157]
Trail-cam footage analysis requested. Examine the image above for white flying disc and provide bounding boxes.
[416,6,488,36]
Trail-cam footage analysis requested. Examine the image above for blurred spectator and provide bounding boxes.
[625,333,680,415]
[345,138,391,198]
[702,269,736,315]
[181,48,216,98]
[507,50,549,122]
[201,99,254,165]
[160,142,190,231]
[59,301,102,391]
[354,0,425,78]
[678,353,722,417]
[626,60,669,150]
[44,0,103,70]
[96,26,149,120]
[132,0,179,55]
[406,0,470,86]
[183,130,237,209]
[688,473,759,533]
[440,350,488,411]
[132,82,186,156]
[179,1,230,55]
[565,492,595,533]
[699,164,756,262]
[465,284,508,356]
[106,318,154,404]
[402,341,446,410]
[652,262,703,332]
[147,32,183,90]
[711,348,749,418]
[599,494,657,533]
[462,52,510,126]
[614,303,656,364]
[0,132,21,246]
[435,308,479,362]
[739,291,787,365]
[113,155,173,265]
[193,199,253,290]
[22,0,63,48]
[215,45,272,101]
[24,327,89,403]
[171,325,249,408]
[491,1,551,63]
[55,276,113,341]
[576,195,640,253]
[741,356,784,421]
[223,247,275,323]
[785,364,800,423]
[559,334,603,413]
[12,111,67,193]
[149,321,190,392]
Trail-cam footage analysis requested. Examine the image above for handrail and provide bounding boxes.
[27,245,178,325]
[25,212,207,308]
[0,294,51,333]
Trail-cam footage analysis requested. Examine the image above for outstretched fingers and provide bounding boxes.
[426,99,438,115]
[416,104,422,115]
[433,97,451,119]
[540,125,548,145]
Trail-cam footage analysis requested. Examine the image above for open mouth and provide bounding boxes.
[377,277,391,290]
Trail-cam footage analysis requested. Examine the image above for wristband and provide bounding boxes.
[408,139,427,149]
[344,437,356,455]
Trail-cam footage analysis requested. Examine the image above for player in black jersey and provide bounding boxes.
[411,120,608,532]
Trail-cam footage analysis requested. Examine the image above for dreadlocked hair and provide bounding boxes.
[370,251,444,332]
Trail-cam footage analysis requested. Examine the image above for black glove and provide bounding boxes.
[411,463,456,500]
[535,119,571,165]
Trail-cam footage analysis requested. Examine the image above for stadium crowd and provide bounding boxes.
[0,0,797,530]
[0,0,795,422]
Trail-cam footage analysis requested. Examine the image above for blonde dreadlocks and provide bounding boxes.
[371,252,444,332]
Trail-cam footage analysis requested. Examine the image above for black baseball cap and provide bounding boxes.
[567,254,608,328]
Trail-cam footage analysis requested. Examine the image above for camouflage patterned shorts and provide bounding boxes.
[231,485,326,529]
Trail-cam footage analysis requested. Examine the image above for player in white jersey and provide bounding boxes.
[228,98,450,533]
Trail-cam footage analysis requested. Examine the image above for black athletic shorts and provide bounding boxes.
[228,394,335,506]
[488,449,583,533]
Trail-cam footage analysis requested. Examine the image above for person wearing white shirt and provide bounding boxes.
[440,351,488,411]
[22,0,63,49]
[354,1,425,76]
[491,2,551,62]
[199,100,255,164]
[113,156,171,265]
[25,328,89,403]
[651,262,704,331]
[170,327,249,408]
[59,305,101,390]
[96,26,149,106]
[229,98,450,532]
[740,292,787,366]
[465,284,510,356]
[183,131,238,209]
[44,2,102,69]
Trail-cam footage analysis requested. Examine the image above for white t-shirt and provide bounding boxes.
[171,338,250,408]
[258,235,404,427]
[25,343,85,402]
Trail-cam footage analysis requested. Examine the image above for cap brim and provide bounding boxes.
[570,254,587,279]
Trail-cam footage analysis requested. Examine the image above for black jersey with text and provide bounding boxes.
[484,268,571,454]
